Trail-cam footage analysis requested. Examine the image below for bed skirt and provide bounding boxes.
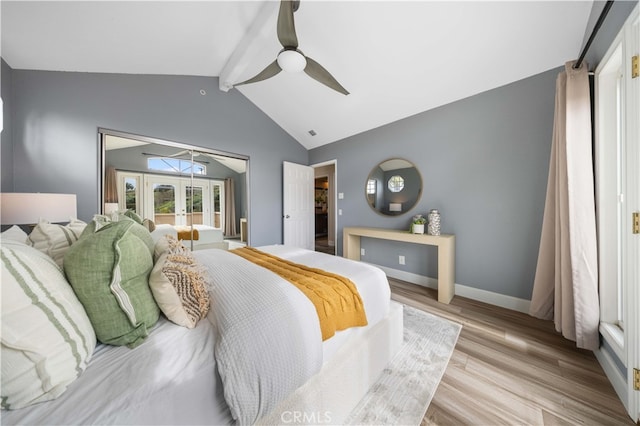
[257,301,404,425]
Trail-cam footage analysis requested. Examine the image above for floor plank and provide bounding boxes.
[387,279,634,426]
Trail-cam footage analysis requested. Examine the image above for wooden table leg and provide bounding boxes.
[437,236,455,304]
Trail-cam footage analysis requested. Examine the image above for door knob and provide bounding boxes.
[285,215,290,219]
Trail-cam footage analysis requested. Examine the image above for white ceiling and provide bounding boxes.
[1,1,593,150]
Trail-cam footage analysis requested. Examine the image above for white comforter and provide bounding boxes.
[195,248,324,425]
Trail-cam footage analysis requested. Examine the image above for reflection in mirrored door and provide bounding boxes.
[100,128,249,245]
[146,176,211,227]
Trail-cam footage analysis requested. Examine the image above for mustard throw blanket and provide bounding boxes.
[232,247,368,340]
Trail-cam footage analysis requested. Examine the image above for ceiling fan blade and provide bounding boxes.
[235,60,282,86]
[304,57,349,95]
[277,0,299,49]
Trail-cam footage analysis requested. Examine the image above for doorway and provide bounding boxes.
[313,161,336,255]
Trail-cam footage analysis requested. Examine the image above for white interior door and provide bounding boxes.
[283,161,314,249]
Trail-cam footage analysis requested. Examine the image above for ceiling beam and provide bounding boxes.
[218,1,279,92]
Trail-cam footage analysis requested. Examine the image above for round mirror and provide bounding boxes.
[365,158,422,216]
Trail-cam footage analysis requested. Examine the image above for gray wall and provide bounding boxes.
[309,1,637,302]
[310,68,559,300]
[1,59,13,192]
[7,69,307,246]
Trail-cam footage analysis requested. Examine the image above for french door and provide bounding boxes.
[145,176,211,227]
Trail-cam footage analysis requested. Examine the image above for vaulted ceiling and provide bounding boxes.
[1,1,593,149]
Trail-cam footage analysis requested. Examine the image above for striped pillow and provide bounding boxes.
[1,240,96,410]
[27,219,87,268]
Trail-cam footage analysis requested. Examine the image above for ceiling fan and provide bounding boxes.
[235,0,349,95]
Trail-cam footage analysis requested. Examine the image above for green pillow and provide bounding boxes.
[122,209,143,224]
[64,219,159,348]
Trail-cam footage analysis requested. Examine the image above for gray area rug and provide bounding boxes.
[345,305,462,425]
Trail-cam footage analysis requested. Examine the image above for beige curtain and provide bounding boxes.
[529,61,600,350]
[104,166,118,204]
[224,178,237,237]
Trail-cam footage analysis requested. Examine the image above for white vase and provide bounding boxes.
[412,224,425,234]
[428,209,441,236]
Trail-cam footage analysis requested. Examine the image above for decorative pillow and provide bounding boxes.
[64,219,159,348]
[149,245,210,328]
[154,234,185,261]
[27,219,86,268]
[1,225,28,244]
[81,214,152,238]
[142,218,156,233]
[1,240,96,410]
[122,209,143,224]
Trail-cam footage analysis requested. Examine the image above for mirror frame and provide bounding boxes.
[365,158,422,217]
[98,127,250,244]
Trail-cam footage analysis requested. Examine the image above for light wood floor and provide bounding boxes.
[388,279,634,426]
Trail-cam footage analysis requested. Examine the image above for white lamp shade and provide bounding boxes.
[1,193,77,224]
[389,203,402,212]
[277,50,307,73]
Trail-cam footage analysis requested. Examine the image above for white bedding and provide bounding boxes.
[196,248,324,424]
[2,245,391,425]
[1,317,233,425]
[258,245,391,362]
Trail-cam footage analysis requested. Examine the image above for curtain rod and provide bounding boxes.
[574,0,614,70]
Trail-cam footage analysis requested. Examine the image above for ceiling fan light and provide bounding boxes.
[277,50,307,73]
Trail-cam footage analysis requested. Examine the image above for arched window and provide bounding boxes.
[147,157,206,175]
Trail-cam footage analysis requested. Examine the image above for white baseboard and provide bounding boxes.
[595,346,629,414]
[375,265,531,314]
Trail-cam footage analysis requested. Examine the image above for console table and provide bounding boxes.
[343,227,455,304]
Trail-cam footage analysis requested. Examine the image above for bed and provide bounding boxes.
[1,221,403,425]
[151,223,230,250]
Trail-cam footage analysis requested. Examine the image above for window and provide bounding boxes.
[596,42,625,336]
[124,177,138,211]
[366,179,376,194]
[387,175,404,193]
[116,172,143,216]
[147,157,206,175]
[153,183,177,225]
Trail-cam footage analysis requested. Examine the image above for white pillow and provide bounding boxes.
[26,218,86,267]
[1,226,28,244]
[1,240,96,410]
